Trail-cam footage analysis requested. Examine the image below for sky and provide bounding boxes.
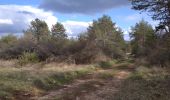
[0,0,158,40]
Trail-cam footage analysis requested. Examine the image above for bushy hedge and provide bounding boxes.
[18,52,39,65]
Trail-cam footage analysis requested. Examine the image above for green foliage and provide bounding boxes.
[0,34,17,44]
[129,66,150,80]
[150,34,170,67]
[34,67,94,90]
[0,37,37,59]
[0,63,95,99]
[86,15,126,59]
[26,18,50,42]
[130,19,156,57]
[130,0,170,67]
[114,77,170,100]
[51,22,67,39]
[99,61,114,69]
[114,67,170,100]
[0,34,18,58]
[130,20,170,67]
[0,77,37,100]
[18,52,39,65]
[72,15,126,64]
[131,0,170,32]
[93,15,124,45]
[0,16,127,64]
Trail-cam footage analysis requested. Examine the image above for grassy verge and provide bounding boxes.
[0,64,96,100]
[0,59,136,100]
[98,60,117,69]
[114,66,170,100]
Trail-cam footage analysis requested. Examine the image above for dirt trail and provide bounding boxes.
[35,65,134,100]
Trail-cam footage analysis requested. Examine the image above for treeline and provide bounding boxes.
[0,0,169,67]
[130,0,170,67]
[130,20,170,67]
[0,15,126,64]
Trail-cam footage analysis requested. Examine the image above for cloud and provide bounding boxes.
[40,0,129,14]
[0,5,92,38]
[62,21,91,37]
[122,28,131,41]
[0,19,13,24]
[124,34,130,41]
[0,5,57,34]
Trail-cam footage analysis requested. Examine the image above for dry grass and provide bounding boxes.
[0,59,17,67]
[1,60,169,100]
[0,60,96,100]
[113,66,170,100]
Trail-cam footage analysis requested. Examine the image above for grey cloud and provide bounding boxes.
[0,21,28,33]
[39,0,129,14]
[17,11,34,15]
[0,5,57,35]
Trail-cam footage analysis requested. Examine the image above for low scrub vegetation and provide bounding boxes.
[99,61,115,69]
[0,62,96,100]
[114,66,170,100]
[0,15,126,64]
[18,52,39,65]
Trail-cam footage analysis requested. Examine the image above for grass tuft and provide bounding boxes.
[0,63,95,99]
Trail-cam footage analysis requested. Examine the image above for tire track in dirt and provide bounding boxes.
[35,64,134,100]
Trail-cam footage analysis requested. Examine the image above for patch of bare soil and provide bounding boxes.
[34,65,134,100]
[82,70,131,100]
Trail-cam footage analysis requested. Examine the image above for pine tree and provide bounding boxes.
[51,22,67,39]
[130,0,170,32]
[26,18,50,42]
[87,15,125,58]
[130,20,155,57]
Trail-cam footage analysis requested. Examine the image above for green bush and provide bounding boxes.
[99,61,113,69]
[0,38,36,60]
[0,34,17,44]
[18,52,39,65]
[33,68,94,90]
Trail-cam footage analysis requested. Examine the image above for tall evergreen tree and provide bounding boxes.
[51,22,67,39]
[130,0,170,66]
[130,20,156,57]
[130,0,170,32]
[25,18,50,42]
[87,15,125,58]
[88,15,124,46]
